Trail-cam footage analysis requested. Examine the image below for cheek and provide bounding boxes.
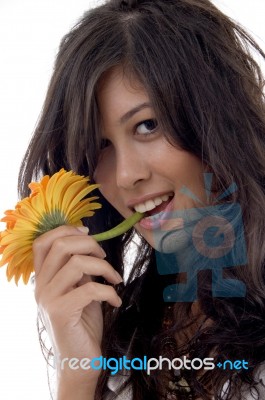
[157,146,206,197]
[94,148,114,184]
[164,149,204,183]
[94,170,116,203]
[94,151,118,204]
[96,178,119,211]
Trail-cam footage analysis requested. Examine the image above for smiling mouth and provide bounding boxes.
[134,192,174,217]
[145,194,174,217]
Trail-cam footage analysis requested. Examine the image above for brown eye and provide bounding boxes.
[135,119,158,135]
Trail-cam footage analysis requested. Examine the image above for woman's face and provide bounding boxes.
[94,67,207,248]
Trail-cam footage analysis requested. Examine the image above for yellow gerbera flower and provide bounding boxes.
[0,169,144,285]
[0,169,101,285]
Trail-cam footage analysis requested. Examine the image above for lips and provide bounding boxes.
[145,196,173,216]
[129,192,174,213]
[138,195,175,230]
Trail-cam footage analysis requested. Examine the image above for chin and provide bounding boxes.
[142,228,189,254]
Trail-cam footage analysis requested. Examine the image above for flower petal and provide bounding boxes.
[0,169,101,284]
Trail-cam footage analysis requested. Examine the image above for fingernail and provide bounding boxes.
[117,297,122,307]
[77,226,89,234]
[115,271,123,283]
[101,248,107,258]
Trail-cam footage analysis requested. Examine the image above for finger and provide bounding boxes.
[33,229,106,282]
[47,256,123,295]
[62,281,122,311]
[36,235,106,285]
[33,225,90,274]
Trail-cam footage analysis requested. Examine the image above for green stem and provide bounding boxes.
[92,212,144,242]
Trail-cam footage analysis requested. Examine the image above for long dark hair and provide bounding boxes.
[20,0,265,398]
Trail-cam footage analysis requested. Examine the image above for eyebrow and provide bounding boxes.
[119,102,151,124]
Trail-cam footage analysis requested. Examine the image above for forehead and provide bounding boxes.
[98,65,144,93]
[97,66,149,117]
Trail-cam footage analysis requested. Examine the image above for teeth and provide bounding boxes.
[134,204,146,213]
[145,200,156,211]
[154,198,163,206]
[134,194,172,213]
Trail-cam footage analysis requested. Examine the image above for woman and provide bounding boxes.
[19,0,265,398]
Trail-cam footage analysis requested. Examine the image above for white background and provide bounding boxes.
[0,1,264,399]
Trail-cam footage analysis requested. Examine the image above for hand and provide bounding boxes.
[33,225,123,390]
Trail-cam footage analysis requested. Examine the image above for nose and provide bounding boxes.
[115,147,151,190]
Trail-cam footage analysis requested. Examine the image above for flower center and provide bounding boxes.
[34,209,68,238]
